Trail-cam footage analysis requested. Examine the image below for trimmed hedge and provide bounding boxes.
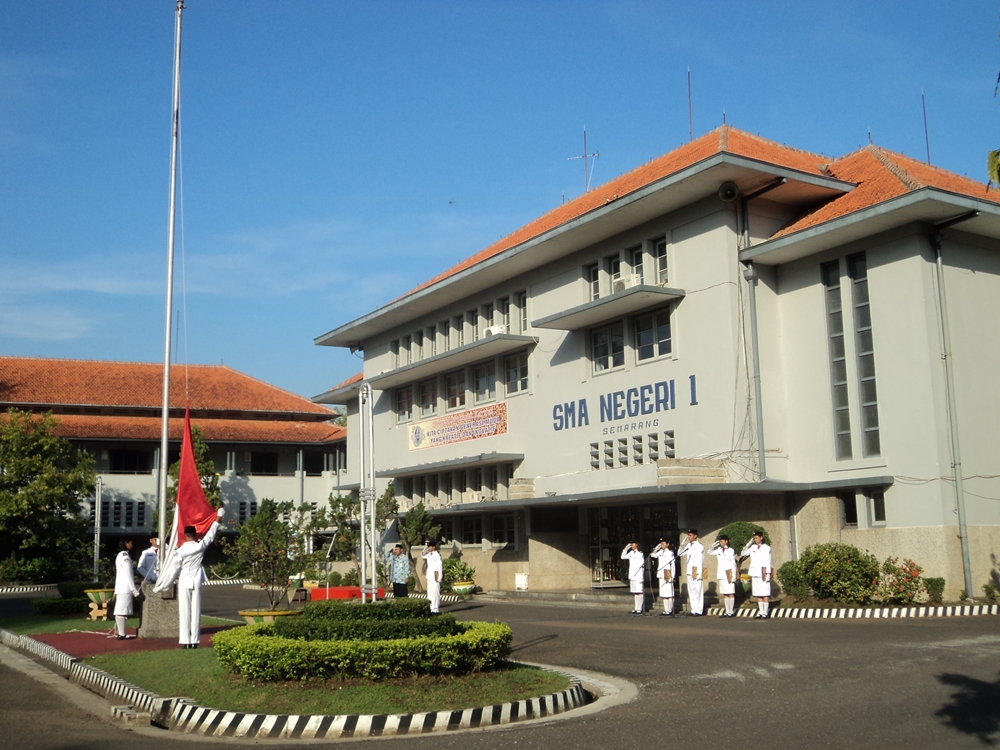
[214,620,513,681]
[302,598,432,622]
[274,614,461,642]
[32,597,90,616]
[57,581,91,599]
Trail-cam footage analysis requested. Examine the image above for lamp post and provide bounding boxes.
[92,477,103,582]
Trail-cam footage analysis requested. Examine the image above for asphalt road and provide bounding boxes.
[1,587,998,749]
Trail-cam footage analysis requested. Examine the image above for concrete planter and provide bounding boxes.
[83,588,115,621]
[451,581,475,596]
[238,610,303,625]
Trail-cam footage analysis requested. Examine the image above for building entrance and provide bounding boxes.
[588,503,678,587]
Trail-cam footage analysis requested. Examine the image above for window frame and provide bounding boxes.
[395,385,415,424]
[504,351,529,395]
[473,360,497,404]
[418,378,438,418]
[634,307,672,362]
[591,320,626,374]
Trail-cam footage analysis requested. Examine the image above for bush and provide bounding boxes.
[303,598,432,622]
[983,582,999,604]
[274,614,461,641]
[776,560,809,600]
[877,557,923,604]
[32,597,90,616]
[57,581,90,599]
[341,568,359,586]
[797,543,879,604]
[923,577,945,604]
[716,522,771,555]
[0,557,58,585]
[214,620,513,681]
[326,571,343,587]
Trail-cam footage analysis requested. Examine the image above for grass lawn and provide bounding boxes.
[0,614,234,635]
[85,648,570,715]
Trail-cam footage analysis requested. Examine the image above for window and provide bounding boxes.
[585,263,600,300]
[468,310,479,342]
[303,451,324,476]
[822,261,852,460]
[635,309,671,361]
[590,443,600,470]
[663,430,676,458]
[401,335,412,365]
[427,325,437,357]
[647,433,659,461]
[441,320,451,352]
[396,385,414,424]
[473,361,496,403]
[250,452,278,475]
[591,321,625,372]
[492,514,515,546]
[413,331,423,361]
[427,474,439,503]
[472,467,483,495]
[136,502,146,527]
[400,477,413,504]
[391,339,400,368]
[504,352,528,395]
[462,517,483,545]
[418,378,437,418]
[445,369,467,410]
[630,246,644,285]
[607,255,623,292]
[109,449,151,474]
[413,476,425,504]
[516,291,528,333]
[442,472,453,502]
[454,315,465,347]
[867,489,886,525]
[653,238,668,284]
[482,303,494,330]
[840,492,858,527]
[487,466,498,498]
[850,253,880,457]
[604,440,614,469]
[499,297,510,329]
[439,518,454,543]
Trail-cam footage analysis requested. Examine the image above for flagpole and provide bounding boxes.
[158,0,184,563]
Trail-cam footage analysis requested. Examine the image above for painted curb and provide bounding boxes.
[0,584,58,594]
[0,627,592,738]
[704,603,999,618]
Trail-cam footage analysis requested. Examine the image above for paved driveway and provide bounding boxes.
[1,588,997,748]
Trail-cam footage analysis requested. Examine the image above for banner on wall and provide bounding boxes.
[408,402,507,451]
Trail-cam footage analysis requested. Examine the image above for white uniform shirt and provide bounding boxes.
[711,545,738,581]
[620,547,645,583]
[114,550,139,596]
[650,546,675,580]
[748,542,773,579]
[678,539,705,577]
[156,521,220,591]
[137,546,159,583]
[422,549,443,582]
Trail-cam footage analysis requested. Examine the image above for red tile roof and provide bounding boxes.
[47,414,344,444]
[0,357,332,417]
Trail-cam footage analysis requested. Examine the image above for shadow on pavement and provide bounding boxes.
[510,634,558,654]
[935,671,1000,746]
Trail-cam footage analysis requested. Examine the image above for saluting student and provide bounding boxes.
[746,529,773,619]
[677,529,706,616]
[113,539,140,640]
[621,542,646,615]
[650,540,676,616]
[421,540,443,614]
[710,535,738,617]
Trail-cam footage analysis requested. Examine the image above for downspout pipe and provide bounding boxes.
[930,211,978,598]
[738,178,785,481]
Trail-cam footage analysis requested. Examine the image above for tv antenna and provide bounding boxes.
[568,126,599,192]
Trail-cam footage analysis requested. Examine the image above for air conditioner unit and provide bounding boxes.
[612,274,643,293]
[612,279,627,293]
[483,325,507,336]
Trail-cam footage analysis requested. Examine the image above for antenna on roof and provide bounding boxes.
[567,126,599,192]
[687,66,693,141]
[922,89,932,164]
[868,126,872,145]
[722,107,726,125]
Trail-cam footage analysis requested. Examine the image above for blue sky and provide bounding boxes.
[2,1,997,402]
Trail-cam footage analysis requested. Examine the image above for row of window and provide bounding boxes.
[591,307,673,374]
[589,432,676,470]
[585,236,668,301]
[89,500,147,529]
[398,463,516,506]
[822,253,880,460]
[391,291,529,370]
[396,352,529,423]
[841,489,886,528]
[437,514,517,547]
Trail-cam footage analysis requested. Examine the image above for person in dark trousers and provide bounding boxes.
[386,543,411,598]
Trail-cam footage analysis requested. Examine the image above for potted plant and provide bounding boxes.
[443,558,477,595]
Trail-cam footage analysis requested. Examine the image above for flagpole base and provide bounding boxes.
[136,581,179,639]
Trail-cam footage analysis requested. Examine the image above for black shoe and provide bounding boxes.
[116,635,127,640]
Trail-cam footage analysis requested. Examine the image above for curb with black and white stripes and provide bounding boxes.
[0,627,590,737]
[0,584,58,594]
[704,603,999,619]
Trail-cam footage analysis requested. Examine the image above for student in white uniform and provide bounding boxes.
[710,534,739,617]
[677,529,706,616]
[113,539,140,640]
[421,540,443,614]
[650,540,676,616]
[136,536,159,584]
[747,529,773,619]
[621,542,646,615]
[154,508,223,648]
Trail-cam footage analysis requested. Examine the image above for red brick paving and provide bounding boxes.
[30,625,231,659]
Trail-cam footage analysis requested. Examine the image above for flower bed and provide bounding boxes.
[213,620,513,681]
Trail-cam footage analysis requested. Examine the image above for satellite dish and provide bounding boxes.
[718,182,740,202]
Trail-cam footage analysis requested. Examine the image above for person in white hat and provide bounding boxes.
[621,541,646,615]
[710,534,738,617]
[678,529,706,616]
[650,539,676,616]
[747,529,773,619]
[421,540,443,614]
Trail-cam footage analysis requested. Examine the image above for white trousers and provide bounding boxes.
[427,578,441,613]
[687,577,704,615]
[178,585,202,645]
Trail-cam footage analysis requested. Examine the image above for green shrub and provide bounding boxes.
[983,582,999,604]
[923,577,945,604]
[32,597,90,616]
[0,557,58,585]
[341,568,359,586]
[877,557,923,604]
[442,558,476,589]
[214,620,513,681]
[776,560,809,600]
[57,581,90,599]
[303,598,432,622]
[797,543,879,604]
[326,571,343,587]
[716,522,770,555]
[274,614,461,641]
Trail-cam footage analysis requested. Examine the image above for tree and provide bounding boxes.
[396,500,441,592]
[0,409,95,582]
[325,483,399,585]
[222,498,327,610]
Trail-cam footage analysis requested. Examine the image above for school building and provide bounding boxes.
[314,126,1000,599]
